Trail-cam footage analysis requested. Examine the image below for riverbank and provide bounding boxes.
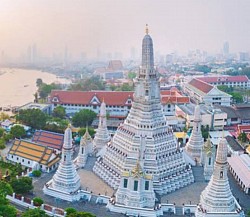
[0,68,70,109]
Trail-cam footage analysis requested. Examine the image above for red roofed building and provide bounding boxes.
[237,125,250,141]
[184,78,231,106]
[49,88,189,118]
[32,130,64,153]
[197,75,250,89]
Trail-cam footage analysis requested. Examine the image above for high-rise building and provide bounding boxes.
[93,25,194,195]
[223,41,229,56]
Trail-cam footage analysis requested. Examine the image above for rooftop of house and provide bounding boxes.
[32,130,64,151]
[225,135,244,152]
[8,139,60,166]
[18,102,50,111]
[216,105,250,120]
[197,75,249,83]
[187,78,214,94]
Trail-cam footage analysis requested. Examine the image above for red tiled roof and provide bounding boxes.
[197,75,249,83]
[32,130,64,150]
[50,89,189,106]
[188,78,213,94]
[238,125,250,133]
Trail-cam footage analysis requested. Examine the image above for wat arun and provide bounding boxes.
[93,25,194,195]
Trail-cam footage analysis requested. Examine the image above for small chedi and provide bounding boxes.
[93,100,110,154]
[43,125,81,201]
[93,25,194,195]
[196,135,244,216]
[76,127,93,168]
[185,104,204,163]
[201,137,216,181]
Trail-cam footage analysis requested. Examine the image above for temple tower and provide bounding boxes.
[50,125,80,193]
[196,136,244,216]
[201,137,216,181]
[93,100,110,153]
[185,104,204,163]
[93,25,194,195]
[76,128,93,168]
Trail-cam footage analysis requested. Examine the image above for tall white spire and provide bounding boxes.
[196,136,244,216]
[93,100,110,153]
[50,125,80,193]
[93,26,194,195]
[185,104,204,163]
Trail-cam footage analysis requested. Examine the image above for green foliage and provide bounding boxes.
[10,125,26,138]
[67,211,96,217]
[78,127,95,137]
[0,128,4,137]
[110,83,134,91]
[38,83,61,99]
[0,138,6,149]
[3,133,13,142]
[44,118,69,133]
[10,177,33,194]
[128,72,136,79]
[22,208,50,217]
[238,132,248,143]
[0,204,17,217]
[194,64,211,73]
[32,170,42,177]
[18,109,47,129]
[201,125,209,139]
[72,109,97,128]
[36,78,43,87]
[65,207,77,216]
[0,180,13,198]
[52,106,66,119]
[217,85,233,93]
[230,92,243,103]
[0,112,10,121]
[69,76,105,91]
[33,197,44,206]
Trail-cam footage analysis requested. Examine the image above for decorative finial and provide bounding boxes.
[68,123,71,128]
[145,24,149,35]
[102,97,105,103]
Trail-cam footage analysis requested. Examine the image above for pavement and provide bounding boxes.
[29,155,249,217]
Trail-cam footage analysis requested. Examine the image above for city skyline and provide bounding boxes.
[0,0,250,60]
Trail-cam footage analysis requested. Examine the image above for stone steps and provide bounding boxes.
[192,166,205,182]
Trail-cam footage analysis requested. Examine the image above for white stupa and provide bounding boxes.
[196,135,244,216]
[201,137,216,181]
[76,127,93,168]
[93,100,110,154]
[93,25,194,195]
[185,104,204,163]
[43,125,81,200]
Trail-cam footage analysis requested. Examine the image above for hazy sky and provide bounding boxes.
[0,0,250,59]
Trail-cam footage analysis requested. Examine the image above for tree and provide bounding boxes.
[0,205,17,217]
[194,64,211,74]
[0,112,10,121]
[10,177,33,194]
[230,92,243,104]
[65,207,77,216]
[72,109,97,127]
[238,132,248,143]
[0,128,4,137]
[52,106,66,119]
[22,208,49,217]
[0,138,6,149]
[32,170,42,177]
[78,127,95,137]
[36,78,43,87]
[10,125,26,138]
[201,125,209,139]
[128,71,136,79]
[217,85,233,93]
[33,197,44,206]
[69,76,105,91]
[67,212,95,217]
[18,109,47,129]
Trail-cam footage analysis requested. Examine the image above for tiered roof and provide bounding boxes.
[9,139,60,166]
[32,130,64,151]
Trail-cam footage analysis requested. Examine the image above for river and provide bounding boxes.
[0,68,70,108]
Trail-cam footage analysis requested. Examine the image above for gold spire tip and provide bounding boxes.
[145,24,149,35]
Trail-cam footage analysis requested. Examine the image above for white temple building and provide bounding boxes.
[195,135,245,217]
[201,137,216,181]
[76,128,93,168]
[93,100,110,154]
[93,25,194,195]
[43,125,82,201]
[185,104,204,163]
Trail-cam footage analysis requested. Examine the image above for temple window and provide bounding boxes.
[134,180,138,191]
[208,157,211,165]
[123,179,128,188]
[220,171,223,178]
[145,180,149,190]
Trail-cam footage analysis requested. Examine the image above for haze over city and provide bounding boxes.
[1,0,250,60]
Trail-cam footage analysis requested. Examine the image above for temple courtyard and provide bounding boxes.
[29,154,250,217]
